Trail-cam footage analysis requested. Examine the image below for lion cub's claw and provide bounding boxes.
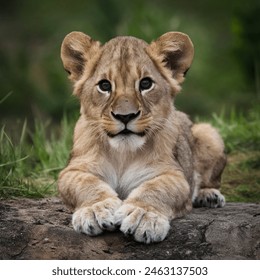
[193,188,225,208]
[72,197,122,236]
[115,204,170,244]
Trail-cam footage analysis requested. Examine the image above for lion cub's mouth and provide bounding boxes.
[107,128,145,138]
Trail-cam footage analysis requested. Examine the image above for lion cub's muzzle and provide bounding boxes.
[112,111,140,125]
[108,111,145,137]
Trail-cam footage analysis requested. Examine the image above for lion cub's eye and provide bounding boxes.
[139,77,154,93]
[97,79,112,94]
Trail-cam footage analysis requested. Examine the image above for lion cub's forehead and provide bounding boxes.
[103,36,148,57]
[97,36,151,77]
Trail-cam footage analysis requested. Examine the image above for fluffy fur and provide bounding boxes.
[58,31,226,243]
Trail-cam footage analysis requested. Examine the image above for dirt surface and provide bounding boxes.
[0,197,259,260]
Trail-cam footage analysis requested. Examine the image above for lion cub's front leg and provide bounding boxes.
[58,167,122,236]
[115,170,192,243]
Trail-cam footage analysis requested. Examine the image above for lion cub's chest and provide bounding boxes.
[100,160,158,199]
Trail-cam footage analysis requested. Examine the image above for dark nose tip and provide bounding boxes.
[112,111,140,125]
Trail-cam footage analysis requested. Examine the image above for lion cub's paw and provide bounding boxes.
[114,204,170,244]
[72,197,122,236]
[193,188,225,208]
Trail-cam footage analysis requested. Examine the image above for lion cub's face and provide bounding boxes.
[61,32,194,151]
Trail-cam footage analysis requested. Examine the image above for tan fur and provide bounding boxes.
[58,31,226,243]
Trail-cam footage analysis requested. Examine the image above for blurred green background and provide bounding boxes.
[0,0,259,122]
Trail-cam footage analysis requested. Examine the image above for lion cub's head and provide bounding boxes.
[61,32,194,151]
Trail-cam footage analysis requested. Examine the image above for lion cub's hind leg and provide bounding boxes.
[191,123,226,208]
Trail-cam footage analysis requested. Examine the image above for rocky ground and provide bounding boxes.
[0,198,259,260]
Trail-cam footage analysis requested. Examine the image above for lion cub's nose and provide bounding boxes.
[112,111,140,125]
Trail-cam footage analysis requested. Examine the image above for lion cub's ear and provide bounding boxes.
[61,31,101,82]
[147,32,194,84]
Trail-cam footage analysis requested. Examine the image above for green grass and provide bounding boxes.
[209,106,260,202]
[0,107,259,202]
[211,107,260,153]
[0,115,75,198]
[221,151,260,203]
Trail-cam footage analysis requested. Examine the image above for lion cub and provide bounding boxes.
[58,31,226,243]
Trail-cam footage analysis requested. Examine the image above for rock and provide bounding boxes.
[0,198,259,259]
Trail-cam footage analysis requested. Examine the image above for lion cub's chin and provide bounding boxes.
[108,134,146,152]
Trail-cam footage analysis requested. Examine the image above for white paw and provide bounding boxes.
[115,204,170,244]
[72,197,122,236]
[193,188,225,208]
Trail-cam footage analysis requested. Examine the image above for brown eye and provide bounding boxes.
[139,77,154,92]
[97,79,112,93]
